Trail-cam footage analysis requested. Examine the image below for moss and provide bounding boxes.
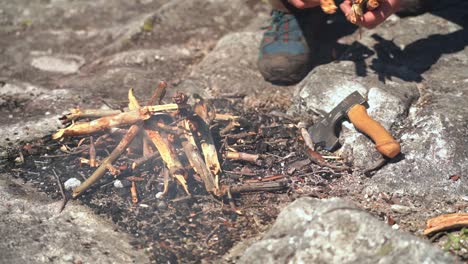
[142,18,154,32]
[19,19,33,27]
[376,241,393,257]
[443,228,468,252]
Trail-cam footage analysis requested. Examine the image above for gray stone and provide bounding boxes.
[30,54,85,74]
[238,197,455,264]
[390,204,413,214]
[0,175,149,263]
[113,179,124,189]
[63,178,81,190]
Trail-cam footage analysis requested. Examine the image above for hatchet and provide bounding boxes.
[308,91,401,158]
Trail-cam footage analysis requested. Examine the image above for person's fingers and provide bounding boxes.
[339,0,353,14]
[360,0,399,28]
[340,0,399,29]
[288,0,306,9]
[288,0,320,9]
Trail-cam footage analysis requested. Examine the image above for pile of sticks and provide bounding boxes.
[53,82,286,202]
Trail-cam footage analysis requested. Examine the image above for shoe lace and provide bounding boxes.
[264,10,298,41]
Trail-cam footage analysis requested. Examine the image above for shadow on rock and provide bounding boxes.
[313,0,467,82]
[370,27,468,82]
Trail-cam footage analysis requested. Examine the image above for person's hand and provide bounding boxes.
[288,0,321,9]
[340,0,401,29]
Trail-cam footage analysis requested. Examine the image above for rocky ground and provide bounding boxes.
[1,0,467,263]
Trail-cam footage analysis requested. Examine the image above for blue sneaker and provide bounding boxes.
[258,9,323,85]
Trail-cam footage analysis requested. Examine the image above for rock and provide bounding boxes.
[156,201,168,209]
[238,197,455,264]
[362,8,468,201]
[101,48,191,67]
[0,175,149,263]
[0,81,75,147]
[290,4,468,202]
[61,254,74,262]
[30,54,85,74]
[1,117,62,146]
[113,180,124,189]
[63,178,81,190]
[390,204,413,214]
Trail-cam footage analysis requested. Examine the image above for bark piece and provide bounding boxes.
[424,213,468,236]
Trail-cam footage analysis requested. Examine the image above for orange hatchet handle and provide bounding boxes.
[347,104,401,158]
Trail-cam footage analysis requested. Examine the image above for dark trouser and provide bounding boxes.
[267,0,290,12]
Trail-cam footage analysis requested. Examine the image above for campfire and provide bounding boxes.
[52,82,291,210]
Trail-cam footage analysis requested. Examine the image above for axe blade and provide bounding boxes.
[308,91,366,151]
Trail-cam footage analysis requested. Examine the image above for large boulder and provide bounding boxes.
[290,5,468,201]
[239,197,455,264]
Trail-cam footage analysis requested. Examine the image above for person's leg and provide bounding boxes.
[258,0,325,85]
[267,0,289,12]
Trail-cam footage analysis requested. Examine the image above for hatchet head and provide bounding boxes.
[308,91,366,151]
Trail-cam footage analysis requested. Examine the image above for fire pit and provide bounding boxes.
[7,82,348,263]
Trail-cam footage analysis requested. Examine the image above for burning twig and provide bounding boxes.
[72,124,141,198]
[53,104,179,139]
[147,81,167,105]
[89,136,97,167]
[180,119,218,194]
[225,131,257,139]
[224,151,260,164]
[145,125,189,195]
[227,180,288,194]
[226,188,242,215]
[132,151,161,170]
[219,120,240,135]
[130,181,138,205]
[145,167,159,191]
[298,122,349,172]
[298,122,316,151]
[214,113,239,121]
[79,157,121,175]
[106,164,121,176]
[193,98,222,191]
[244,175,285,183]
[53,169,68,213]
[60,108,122,123]
[127,176,144,205]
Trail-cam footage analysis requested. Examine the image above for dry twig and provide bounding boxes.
[52,169,68,213]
